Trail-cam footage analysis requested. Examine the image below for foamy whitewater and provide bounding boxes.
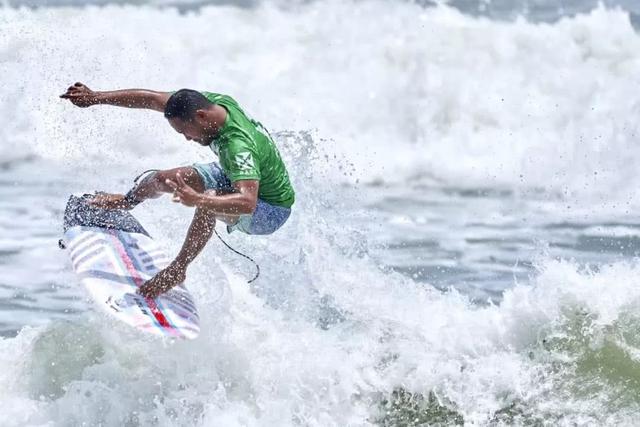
[2,1,640,425]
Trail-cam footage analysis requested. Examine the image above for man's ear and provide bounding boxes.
[195,109,208,121]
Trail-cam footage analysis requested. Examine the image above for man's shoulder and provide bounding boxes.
[201,91,240,106]
[220,131,256,154]
[201,91,222,102]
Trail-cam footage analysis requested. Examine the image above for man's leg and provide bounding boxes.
[137,166,239,298]
[90,166,208,210]
[132,166,205,200]
[138,206,216,298]
[172,206,217,268]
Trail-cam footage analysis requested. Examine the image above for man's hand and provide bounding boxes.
[166,173,202,207]
[138,263,186,298]
[88,193,134,210]
[60,82,100,108]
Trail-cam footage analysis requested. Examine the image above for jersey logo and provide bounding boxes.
[235,152,255,172]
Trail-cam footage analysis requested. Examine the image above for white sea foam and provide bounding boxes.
[3,244,640,425]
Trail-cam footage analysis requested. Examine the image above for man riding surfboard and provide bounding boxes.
[61,83,295,298]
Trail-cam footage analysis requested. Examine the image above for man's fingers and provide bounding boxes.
[166,178,194,205]
[172,191,192,205]
[165,179,178,190]
[175,173,188,189]
[61,90,81,98]
[171,187,186,201]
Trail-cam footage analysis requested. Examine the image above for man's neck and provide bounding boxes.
[209,105,227,134]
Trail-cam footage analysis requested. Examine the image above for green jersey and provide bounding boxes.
[201,92,295,208]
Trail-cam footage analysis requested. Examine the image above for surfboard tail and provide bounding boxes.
[62,194,150,235]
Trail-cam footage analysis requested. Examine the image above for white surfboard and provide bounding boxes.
[61,195,200,340]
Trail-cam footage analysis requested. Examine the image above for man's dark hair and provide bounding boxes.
[164,89,213,121]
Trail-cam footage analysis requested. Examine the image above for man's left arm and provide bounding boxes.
[166,174,259,215]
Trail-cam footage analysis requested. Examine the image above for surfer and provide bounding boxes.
[60,83,295,298]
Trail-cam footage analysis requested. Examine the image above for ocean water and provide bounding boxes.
[2,0,640,425]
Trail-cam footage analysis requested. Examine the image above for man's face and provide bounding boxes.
[168,117,212,146]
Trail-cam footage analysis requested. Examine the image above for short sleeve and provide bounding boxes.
[222,136,261,182]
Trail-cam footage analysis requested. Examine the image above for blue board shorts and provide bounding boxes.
[191,162,291,235]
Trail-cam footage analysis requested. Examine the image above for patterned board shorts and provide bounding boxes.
[191,162,291,235]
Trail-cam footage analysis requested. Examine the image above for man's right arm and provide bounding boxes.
[60,82,170,112]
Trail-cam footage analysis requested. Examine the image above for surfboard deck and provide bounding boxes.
[61,195,200,340]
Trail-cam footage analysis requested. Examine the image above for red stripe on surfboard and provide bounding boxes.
[109,231,175,333]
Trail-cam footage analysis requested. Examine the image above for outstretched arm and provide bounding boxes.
[60,82,170,112]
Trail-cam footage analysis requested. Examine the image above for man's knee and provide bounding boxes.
[156,167,205,193]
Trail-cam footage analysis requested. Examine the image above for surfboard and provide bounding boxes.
[60,195,200,339]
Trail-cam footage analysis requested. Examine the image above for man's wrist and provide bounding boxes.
[91,92,106,105]
[195,193,212,209]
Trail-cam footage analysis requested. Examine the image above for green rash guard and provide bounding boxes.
[200,92,295,208]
